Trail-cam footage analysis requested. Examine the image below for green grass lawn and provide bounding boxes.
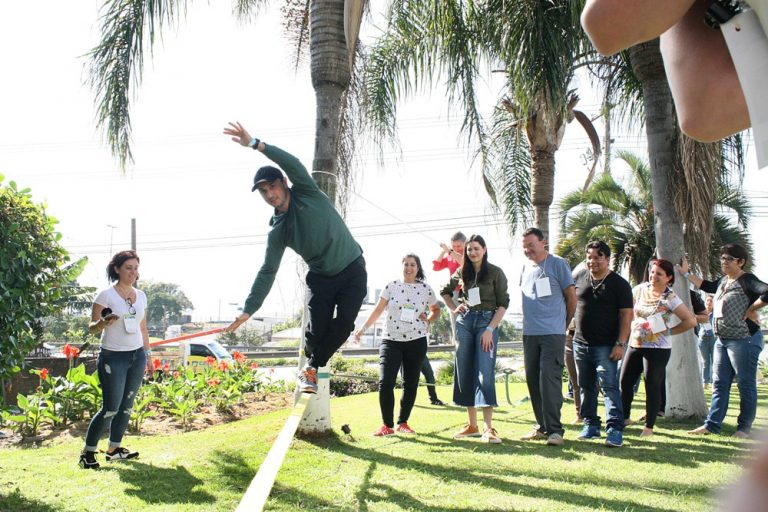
[1,383,765,511]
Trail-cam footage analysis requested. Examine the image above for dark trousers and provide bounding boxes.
[564,334,581,415]
[379,338,428,427]
[620,346,671,429]
[304,256,367,368]
[420,355,439,402]
[523,334,566,436]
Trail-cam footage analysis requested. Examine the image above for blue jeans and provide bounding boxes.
[705,332,763,434]
[453,310,498,407]
[698,334,716,384]
[84,347,146,451]
[574,342,624,432]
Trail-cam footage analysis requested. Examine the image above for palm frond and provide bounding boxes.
[486,0,587,119]
[87,0,189,170]
[483,99,533,233]
[280,0,311,69]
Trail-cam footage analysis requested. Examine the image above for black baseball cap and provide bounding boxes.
[251,166,284,191]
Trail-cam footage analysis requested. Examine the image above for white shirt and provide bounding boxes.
[379,280,437,342]
[94,286,147,351]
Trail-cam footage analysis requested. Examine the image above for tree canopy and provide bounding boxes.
[0,175,77,381]
[140,281,194,328]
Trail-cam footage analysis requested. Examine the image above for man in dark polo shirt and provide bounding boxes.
[223,121,367,394]
[572,240,633,447]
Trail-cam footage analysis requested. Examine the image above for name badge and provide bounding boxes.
[647,313,666,334]
[123,314,139,334]
[400,304,416,323]
[713,300,724,319]
[467,287,481,306]
[535,277,552,298]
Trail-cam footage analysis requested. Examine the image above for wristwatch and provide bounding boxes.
[249,137,261,149]
[615,340,626,348]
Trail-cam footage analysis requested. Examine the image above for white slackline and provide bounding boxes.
[235,393,312,512]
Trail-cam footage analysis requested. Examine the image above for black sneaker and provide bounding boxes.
[105,447,139,461]
[430,399,445,406]
[79,450,100,469]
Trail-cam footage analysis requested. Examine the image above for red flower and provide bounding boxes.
[152,358,161,370]
[219,361,230,372]
[232,351,246,363]
[62,344,80,360]
[207,377,220,386]
[206,356,216,366]
[40,368,49,381]
[250,362,259,370]
[173,370,180,379]
[163,363,170,372]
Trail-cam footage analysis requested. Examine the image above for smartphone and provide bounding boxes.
[101,308,119,322]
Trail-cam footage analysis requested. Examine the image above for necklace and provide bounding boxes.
[114,284,134,300]
[589,271,609,298]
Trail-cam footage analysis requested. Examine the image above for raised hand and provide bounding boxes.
[223,121,252,147]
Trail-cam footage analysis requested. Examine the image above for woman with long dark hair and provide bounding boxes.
[441,234,509,444]
[620,258,696,438]
[681,244,768,438]
[355,253,440,436]
[79,250,150,469]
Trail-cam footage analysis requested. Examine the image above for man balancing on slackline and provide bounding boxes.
[223,121,367,394]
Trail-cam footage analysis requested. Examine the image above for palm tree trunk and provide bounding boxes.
[629,39,707,419]
[529,148,555,240]
[309,0,351,204]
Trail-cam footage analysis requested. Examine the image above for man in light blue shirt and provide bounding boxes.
[518,228,576,446]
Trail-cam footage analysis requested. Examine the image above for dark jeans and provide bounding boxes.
[305,255,367,368]
[379,338,428,427]
[620,346,670,429]
[574,342,623,432]
[84,347,146,450]
[523,334,566,436]
[420,355,439,402]
[704,332,763,434]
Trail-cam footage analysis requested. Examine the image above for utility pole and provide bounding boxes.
[131,218,136,251]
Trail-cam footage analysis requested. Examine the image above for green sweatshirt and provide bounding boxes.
[243,144,362,315]
[440,263,510,311]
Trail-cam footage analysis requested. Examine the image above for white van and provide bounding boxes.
[152,332,233,371]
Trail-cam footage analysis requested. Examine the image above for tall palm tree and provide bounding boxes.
[628,39,708,419]
[556,150,752,286]
[87,0,365,206]
[364,0,595,238]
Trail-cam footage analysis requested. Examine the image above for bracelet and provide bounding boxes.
[485,326,494,332]
[615,341,625,347]
[684,271,691,279]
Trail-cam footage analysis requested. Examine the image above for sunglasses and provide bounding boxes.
[126,297,137,315]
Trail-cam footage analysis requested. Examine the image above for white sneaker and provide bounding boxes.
[546,433,564,446]
[105,447,139,461]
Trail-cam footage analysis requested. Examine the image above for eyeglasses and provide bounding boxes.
[720,255,738,262]
[126,297,137,315]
